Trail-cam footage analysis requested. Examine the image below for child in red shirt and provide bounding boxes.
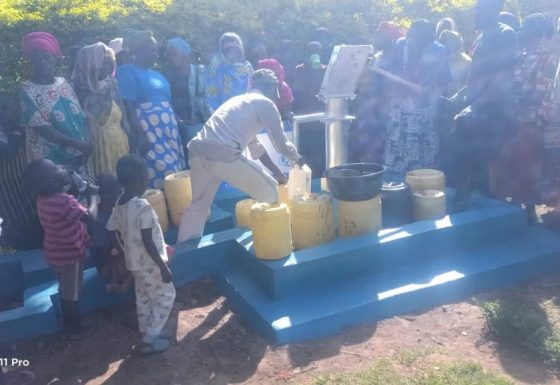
[24,159,97,339]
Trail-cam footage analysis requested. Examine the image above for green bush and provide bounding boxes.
[0,0,556,91]
[481,299,560,366]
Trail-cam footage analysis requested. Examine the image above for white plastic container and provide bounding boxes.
[412,190,447,221]
[405,169,446,192]
[288,164,312,201]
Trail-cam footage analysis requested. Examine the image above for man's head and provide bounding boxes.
[475,0,505,30]
[116,155,148,194]
[24,159,71,197]
[305,41,323,69]
[251,69,280,103]
[408,19,436,50]
[519,13,554,48]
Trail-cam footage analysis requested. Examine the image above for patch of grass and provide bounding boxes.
[314,360,512,385]
[397,348,435,367]
[481,299,560,366]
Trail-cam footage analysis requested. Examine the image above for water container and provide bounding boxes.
[412,190,447,221]
[278,184,290,208]
[381,182,412,228]
[405,169,445,192]
[338,196,382,238]
[288,164,312,201]
[235,199,255,228]
[250,203,293,260]
[143,189,169,232]
[164,171,192,227]
[291,194,335,250]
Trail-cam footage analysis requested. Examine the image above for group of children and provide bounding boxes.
[24,155,176,354]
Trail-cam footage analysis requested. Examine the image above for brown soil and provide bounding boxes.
[4,273,560,385]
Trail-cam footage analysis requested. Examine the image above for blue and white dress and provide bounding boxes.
[117,64,185,189]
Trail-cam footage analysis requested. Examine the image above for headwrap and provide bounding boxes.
[376,21,403,44]
[122,29,154,54]
[439,30,465,54]
[71,42,116,126]
[108,38,124,55]
[257,58,294,107]
[21,32,62,58]
[219,32,245,63]
[167,37,192,56]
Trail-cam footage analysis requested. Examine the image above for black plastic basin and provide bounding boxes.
[324,163,387,201]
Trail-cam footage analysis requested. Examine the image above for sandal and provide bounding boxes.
[139,337,170,354]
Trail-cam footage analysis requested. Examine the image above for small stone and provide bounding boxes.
[461,331,468,336]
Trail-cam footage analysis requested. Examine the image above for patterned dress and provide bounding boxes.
[492,47,558,204]
[20,77,89,167]
[117,64,184,189]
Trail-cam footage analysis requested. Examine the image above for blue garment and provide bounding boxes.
[117,64,171,104]
[206,58,253,111]
[116,64,184,189]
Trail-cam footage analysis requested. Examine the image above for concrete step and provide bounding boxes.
[218,227,560,344]
[233,199,526,299]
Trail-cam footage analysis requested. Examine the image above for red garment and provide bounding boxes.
[257,59,294,108]
[21,32,62,58]
[37,193,89,266]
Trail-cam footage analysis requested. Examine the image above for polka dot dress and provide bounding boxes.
[138,101,185,189]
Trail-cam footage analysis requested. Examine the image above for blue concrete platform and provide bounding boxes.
[4,184,560,345]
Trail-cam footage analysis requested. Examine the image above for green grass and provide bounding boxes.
[314,360,512,385]
[481,299,560,366]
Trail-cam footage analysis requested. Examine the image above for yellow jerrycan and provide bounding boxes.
[250,202,293,260]
[338,196,382,238]
[235,199,255,228]
[291,194,335,250]
[143,189,170,232]
[164,171,192,227]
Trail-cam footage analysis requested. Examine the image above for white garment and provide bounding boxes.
[106,196,168,271]
[177,153,278,242]
[134,267,176,344]
[188,90,300,163]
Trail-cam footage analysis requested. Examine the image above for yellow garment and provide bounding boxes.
[92,101,129,175]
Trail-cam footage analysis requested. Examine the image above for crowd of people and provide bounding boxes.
[0,0,559,355]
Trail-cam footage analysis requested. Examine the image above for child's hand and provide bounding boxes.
[160,264,173,283]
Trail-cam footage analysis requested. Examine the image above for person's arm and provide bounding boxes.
[33,125,92,157]
[79,184,98,226]
[141,228,172,283]
[259,150,288,185]
[109,231,125,260]
[256,99,301,162]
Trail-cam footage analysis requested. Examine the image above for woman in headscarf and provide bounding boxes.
[206,32,254,111]
[436,17,458,40]
[19,32,92,172]
[162,37,211,160]
[384,20,451,178]
[116,30,184,189]
[491,13,558,222]
[72,42,129,175]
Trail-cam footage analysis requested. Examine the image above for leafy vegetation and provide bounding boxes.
[481,299,560,367]
[0,0,556,91]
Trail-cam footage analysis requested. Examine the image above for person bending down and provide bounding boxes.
[107,155,176,354]
[177,69,303,243]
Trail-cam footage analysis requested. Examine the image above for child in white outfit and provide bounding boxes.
[107,155,176,354]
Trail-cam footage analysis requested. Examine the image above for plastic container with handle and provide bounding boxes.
[288,164,312,201]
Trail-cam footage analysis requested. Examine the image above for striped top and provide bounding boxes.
[36,193,90,266]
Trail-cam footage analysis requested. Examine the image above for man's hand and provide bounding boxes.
[160,264,173,284]
[274,172,288,185]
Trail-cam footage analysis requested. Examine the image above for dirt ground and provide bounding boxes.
[4,271,560,385]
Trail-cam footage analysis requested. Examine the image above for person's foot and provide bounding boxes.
[138,338,170,354]
[159,327,175,339]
